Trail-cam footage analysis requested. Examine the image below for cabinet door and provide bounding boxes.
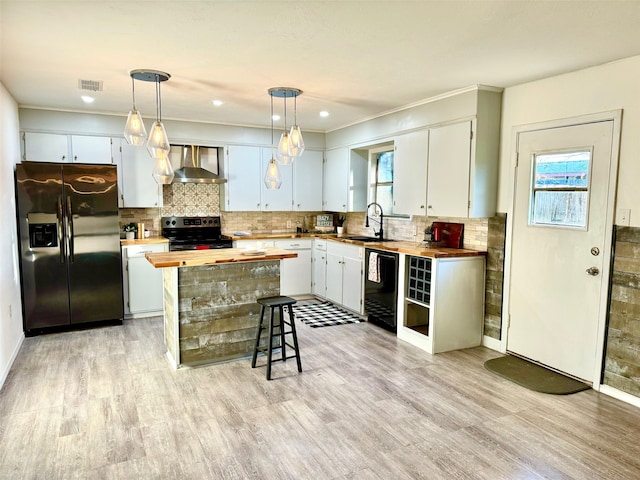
[323,148,348,212]
[293,150,323,211]
[71,135,113,164]
[427,121,472,218]
[224,145,261,211]
[325,252,344,304]
[312,249,327,297]
[393,130,428,216]
[280,249,312,295]
[23,132,70,162]
[127,256,164,313]
[111,139,124,208]
[261,148,293,211]
[342,255,363,313]
[120,143,163,208]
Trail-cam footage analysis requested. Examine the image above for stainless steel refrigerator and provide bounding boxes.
[15,162,123,333]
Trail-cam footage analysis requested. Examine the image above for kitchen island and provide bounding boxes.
[146,247,297,368]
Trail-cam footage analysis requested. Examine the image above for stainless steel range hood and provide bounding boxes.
[172,145,226,184]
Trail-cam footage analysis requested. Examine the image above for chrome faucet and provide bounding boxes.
[365,202,384,240]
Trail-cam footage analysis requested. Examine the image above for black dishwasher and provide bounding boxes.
[364,248,399,332]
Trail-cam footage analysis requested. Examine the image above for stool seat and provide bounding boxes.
[257,296,297,308]
[251,295,302,380]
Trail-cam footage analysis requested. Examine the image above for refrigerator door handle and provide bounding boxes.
[66,195,75,263]
[57,195,66,263]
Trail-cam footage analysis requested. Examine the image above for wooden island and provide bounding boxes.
[145,247,297,368]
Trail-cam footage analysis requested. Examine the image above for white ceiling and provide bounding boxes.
[2,1,640,133]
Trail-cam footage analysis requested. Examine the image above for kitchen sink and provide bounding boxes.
[344,235,395,243]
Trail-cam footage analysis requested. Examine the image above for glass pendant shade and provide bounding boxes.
[288,124,305,157]
[277,131,294,165]
[152,150,174,185]
[124,109,147,146]
[147,121,170,158]
[264,157,282,189]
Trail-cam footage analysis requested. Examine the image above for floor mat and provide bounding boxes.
[484,355,590,395]
[293,301,362,328]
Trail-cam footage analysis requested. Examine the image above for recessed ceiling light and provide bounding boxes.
[212,100,223,106]
[272,114,281,121]
[319,111,329,118]
[81,95,95,104]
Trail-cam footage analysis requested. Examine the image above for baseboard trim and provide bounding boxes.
[0,332,25,390]
[599,384,640,409]
[482,334,501,351]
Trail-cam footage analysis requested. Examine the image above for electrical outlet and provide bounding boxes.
[8,304,12,319]
[412,225,417,236]
[286,220,292,229]
[617,208,631,226]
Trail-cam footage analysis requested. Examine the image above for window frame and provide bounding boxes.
[528,146,593,231]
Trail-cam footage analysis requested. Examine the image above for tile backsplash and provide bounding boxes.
[161,183,221,217]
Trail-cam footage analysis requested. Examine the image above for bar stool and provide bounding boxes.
[251,296,302,380]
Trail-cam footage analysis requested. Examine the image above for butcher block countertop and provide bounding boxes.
[120,237,169,246]
[145,247,297,268]
[343,240,486,258]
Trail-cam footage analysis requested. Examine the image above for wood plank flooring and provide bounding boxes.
[1,316,640,479]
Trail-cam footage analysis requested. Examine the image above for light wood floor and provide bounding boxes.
[2,316,640,479]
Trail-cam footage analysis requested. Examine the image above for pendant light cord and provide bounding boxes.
[270,95,274,146]
[131,76,137,110]
[156,74,162,123]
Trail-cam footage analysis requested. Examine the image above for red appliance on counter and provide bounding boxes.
[429,221,464,248]
[162,216,233,251]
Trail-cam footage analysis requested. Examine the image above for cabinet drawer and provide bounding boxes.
[124,243,167,258]
[274,239,312,250]
[327,239,363,259]
[314,239,327,251]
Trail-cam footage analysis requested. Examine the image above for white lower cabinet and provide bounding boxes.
[326,241,364,314]
[275,239,312,296]
[397,254,485,354]
[312,239,327,297]
[122,243,168,317]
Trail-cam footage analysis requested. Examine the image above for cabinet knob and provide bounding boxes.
[420,205,425,209]
[74,155,78,161]
[62,155,66,161]
[428,205,433,209]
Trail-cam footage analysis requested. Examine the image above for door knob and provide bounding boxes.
[586,267,600,276]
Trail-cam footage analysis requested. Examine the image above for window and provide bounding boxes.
[530,149,591,228]
[372,149,395,215]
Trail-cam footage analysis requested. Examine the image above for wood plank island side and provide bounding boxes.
[146,248,298,368]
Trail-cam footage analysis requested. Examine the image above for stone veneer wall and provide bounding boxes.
[604,226,640,397]
[485,214,506,340]
[178,261,280,365]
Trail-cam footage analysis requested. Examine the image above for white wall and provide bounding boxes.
[498,54,640,226]
[0,82,25,388]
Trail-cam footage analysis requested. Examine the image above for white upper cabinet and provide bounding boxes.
[118,140,163,208]
[23,132,113,164]
[426,91,501,218]
[70,135,113,164]
[426,121,473,218]
[323,148,367,212]
[261,147,293,211]
[393,129,429,216]
[293,150,323,211]
[223,145,262,211]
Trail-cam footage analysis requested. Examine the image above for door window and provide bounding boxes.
[529,149,592,228]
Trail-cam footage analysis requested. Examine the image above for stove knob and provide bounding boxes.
[171,220,176,226]
[208,219,213,224]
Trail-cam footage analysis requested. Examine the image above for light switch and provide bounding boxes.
[616,208,631,226]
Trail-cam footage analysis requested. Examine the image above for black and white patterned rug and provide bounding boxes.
[293,301,362,328]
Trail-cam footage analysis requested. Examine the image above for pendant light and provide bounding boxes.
[123,75,146,146]
[152,149,175,185]
[146,72,171,159]
[268,87,303,165]
[124,69,171,156]
[264,93,282,189]
[288,93,305,157]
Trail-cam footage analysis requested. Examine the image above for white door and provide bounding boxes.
[325,252,344,305]
[508,120,616,382]
[225,145,261,211]
[293,150,324,211]
[261,147,293,211]
[323,148,348,212]
[342,256,363,314]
